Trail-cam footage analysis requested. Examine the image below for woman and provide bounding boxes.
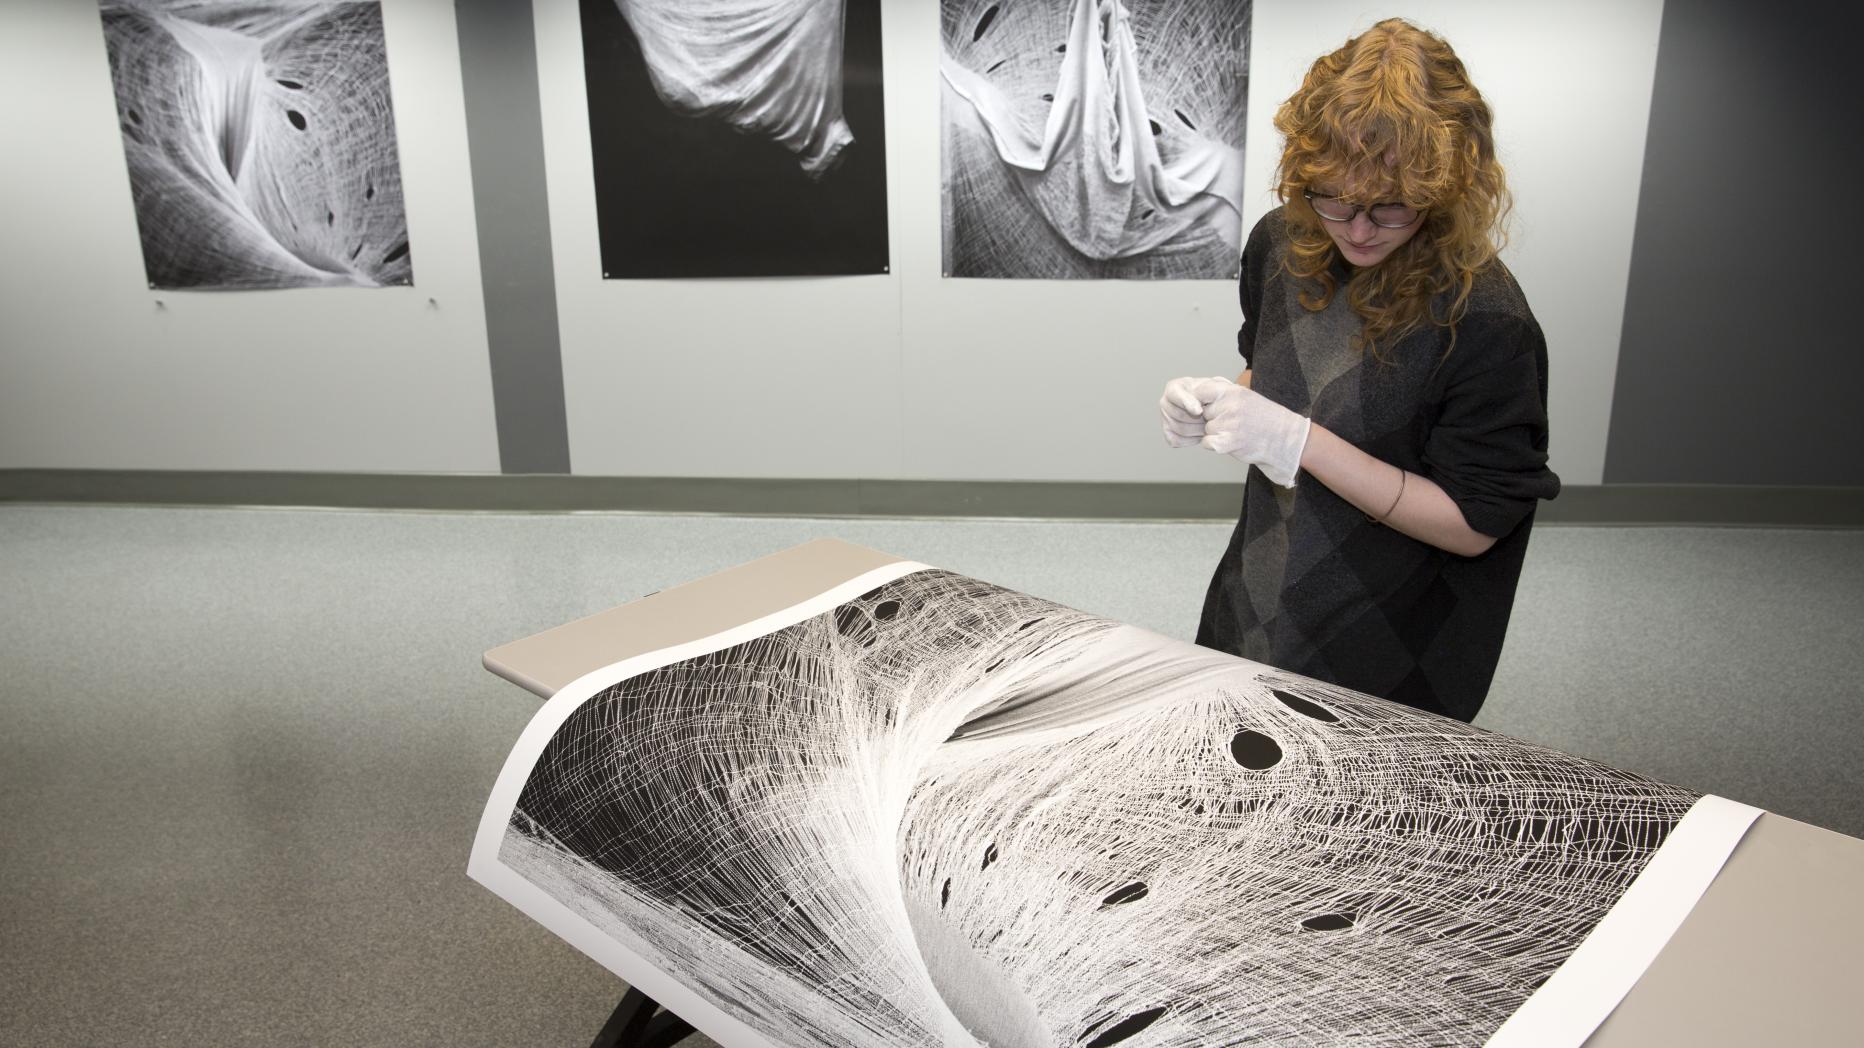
[1160,18,1559,722]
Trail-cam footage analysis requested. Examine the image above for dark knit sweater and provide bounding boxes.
[1196,208,1561,721]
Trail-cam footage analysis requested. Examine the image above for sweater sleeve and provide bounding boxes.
[1420,313,1563,538]
[1235,215,1273,369]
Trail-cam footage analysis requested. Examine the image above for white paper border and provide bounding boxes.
[467,560,933,1048]
[1485,793,1764,1047]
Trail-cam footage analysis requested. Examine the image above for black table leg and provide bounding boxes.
[589,985,697,1048]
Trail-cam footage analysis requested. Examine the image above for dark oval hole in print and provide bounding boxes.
[1175,108,1197,130]
[980,842,998,870]
[382,241,410,265]
[1272,688,1339,722]
[1017,618,1043,631]
[286,109,307,131]
[276,78,304,90]
[349,242,364,260]
[1041,92,1055,102]
[873,599,901,621]
[126,107,143,125]
[941,877,952,909]
[985,659,1003,673]
[1079,1006,1167,1047]
[985,58,1008,74]
[365,180,375,201]
[326,209,335,226]
[1229,729,1282,770]
[1101,881,1148,907]
[1301,912,1356,932]
[1148,118,1163,136]
[1056,42,1067,53]
[973,5,999,42]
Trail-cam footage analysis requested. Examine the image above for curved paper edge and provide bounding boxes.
[465,559,936,1048]
[1485,794,1765,1048]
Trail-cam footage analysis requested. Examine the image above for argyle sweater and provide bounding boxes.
[1196,209,1561,721]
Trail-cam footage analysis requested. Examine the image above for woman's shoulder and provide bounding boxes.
[1462,256,1538,329]
[1245,206,1291,251]
[1240,206,1292,281]
[1431,258,1542,365]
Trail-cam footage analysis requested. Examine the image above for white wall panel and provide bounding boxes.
[0,0,1659,483]
[543,0,1661,485]
[534,0,904,480]
[0,0,499,473]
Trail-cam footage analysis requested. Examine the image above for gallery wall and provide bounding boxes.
[0,0,499,473]
[16,0,1848,492]
[535,0,1663,485]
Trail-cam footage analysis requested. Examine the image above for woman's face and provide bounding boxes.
[1310,181,1425,267]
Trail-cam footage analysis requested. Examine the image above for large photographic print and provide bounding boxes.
[580,0,891,278]
[941,0,1251,280]
[99,1,413,290]
[472,562,1758,1047]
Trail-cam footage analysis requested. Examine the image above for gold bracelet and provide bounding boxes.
[1373,467,1407,523]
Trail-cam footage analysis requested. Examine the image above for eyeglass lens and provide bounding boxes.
[1309,195,1418,228]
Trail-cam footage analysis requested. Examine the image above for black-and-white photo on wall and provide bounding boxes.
[99,1,414,291]
[942,0,1251,280]
[580,0,890,278]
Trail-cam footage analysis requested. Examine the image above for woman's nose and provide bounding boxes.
[1347,212,1377,238]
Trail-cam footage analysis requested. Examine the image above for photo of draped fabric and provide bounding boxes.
[580,0,890,278]
[98,0,413,291]
[941,0,1251,280]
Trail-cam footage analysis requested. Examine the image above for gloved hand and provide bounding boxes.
[1199,380,1311,486]
[1158,376,1230,448]
[1160,375,1310,487]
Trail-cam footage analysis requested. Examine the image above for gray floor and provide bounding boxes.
[2,505,1859,1047]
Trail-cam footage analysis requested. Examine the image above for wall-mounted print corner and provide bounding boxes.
[99,0,414,291]
[941,0,1251,280]
[580,0,891,279]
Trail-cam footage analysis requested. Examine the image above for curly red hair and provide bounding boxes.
[1273,18,1511,359]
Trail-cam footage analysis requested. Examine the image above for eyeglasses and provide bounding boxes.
[1303,190,1423,229]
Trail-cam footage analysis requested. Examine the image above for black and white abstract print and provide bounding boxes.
[99,1,413,290]
[942,0,1251,280]
[580,0,890,278]
[480,566,1718,1047]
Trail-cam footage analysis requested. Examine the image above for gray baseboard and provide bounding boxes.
[2,469,1860,527]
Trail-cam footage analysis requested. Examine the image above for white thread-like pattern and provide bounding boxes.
[499,569,1697,1046]
[940,0,1251,278]
[99,1,412,289]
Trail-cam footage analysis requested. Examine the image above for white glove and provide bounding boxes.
[1191,378,1312,487]
[1158,376,1230,448]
